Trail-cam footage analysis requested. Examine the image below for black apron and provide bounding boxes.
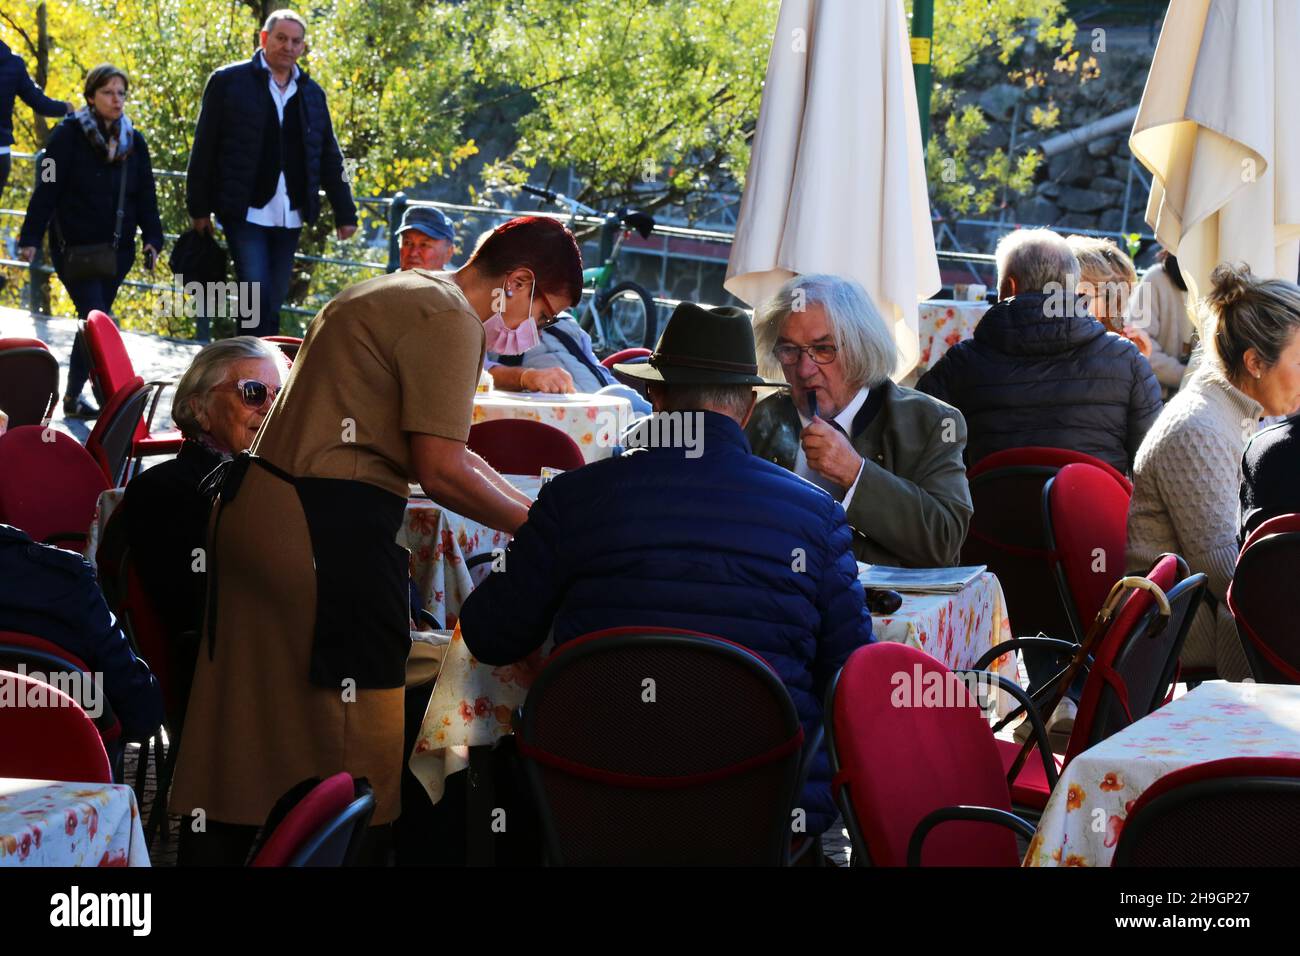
[200,452,410,690]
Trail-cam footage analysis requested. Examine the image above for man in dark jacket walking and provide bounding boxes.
[916,228,1161,474]
[459,303,874,840]
[0,524,164,742]
[186,9,357,336]
[0,39,71,195]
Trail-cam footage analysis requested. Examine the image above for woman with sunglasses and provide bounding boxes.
[122,337,287,728]
[169,215,583,864]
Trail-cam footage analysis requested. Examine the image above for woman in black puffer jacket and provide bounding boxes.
[916,231,1161,474]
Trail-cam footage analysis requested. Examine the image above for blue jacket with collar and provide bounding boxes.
[459,412,874,834]
[0,524,164,741]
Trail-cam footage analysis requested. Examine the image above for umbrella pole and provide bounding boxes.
[911,0,935,149]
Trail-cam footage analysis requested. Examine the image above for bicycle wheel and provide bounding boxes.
[595,281,659,352]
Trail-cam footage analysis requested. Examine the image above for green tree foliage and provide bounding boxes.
[1,0,1086,333]
[915,0,1092,217]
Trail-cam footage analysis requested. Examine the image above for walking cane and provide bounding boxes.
[1004,575,1172,784]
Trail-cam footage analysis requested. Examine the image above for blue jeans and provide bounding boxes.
[53,247,131,400]
[223,219,300,337]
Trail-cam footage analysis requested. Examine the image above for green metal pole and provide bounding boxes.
[911,0,935,149]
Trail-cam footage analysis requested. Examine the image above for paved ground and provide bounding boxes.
[0,305,200,441]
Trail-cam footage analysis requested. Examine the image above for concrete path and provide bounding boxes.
[0,306,201,442]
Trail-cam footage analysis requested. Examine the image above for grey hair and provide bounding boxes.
[996,228,1080,294]
[172,336,287,439]
[263,8,307,35]
[1204,262,1300,384]
[651,383,755,420]
[753,274,897,389]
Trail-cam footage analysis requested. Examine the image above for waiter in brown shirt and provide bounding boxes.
[171,216,584,864]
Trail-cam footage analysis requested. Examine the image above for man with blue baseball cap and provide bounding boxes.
[397,204,456,271]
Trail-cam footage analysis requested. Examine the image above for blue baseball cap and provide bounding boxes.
[397,206,455,243]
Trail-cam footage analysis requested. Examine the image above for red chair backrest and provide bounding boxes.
[968,445,1132,493]
[0,425,110,551]
[120,552,180,720]
[249,773,362,866]
[601,347,652,369]
[467,418,586,475]
[515,627,803,865]
[0,669,112,783]
[827,642,1020,866]
[83,311,137,398]
[1113,757,1300,866]
[85,377,150,486]
[0,630,123,744]
[1044,463,1132,641]
[1228,513,1300,684]
[1063,554,1183,764]
[0,338,59,428]
[261,335,302,362]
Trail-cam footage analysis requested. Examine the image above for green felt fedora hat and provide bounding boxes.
[612,302,788,390]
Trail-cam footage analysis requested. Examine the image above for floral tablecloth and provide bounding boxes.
[409,572,1018,806]
[473,391,632,464]
[1025,682,1300,867]
[867,571,1015,686]
[403,476,543,627]
[916,300,990,372]
[0,778,150,867]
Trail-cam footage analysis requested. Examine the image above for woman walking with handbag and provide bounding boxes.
[18,64,163,420]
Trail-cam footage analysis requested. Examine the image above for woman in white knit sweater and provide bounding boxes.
[1127,263,1300,681]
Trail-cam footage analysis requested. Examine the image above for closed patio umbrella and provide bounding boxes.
[725,0,940,378]
[1131,0,1300,306]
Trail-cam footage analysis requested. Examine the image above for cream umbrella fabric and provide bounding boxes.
[1131,0,1300,309]
[724,0,940,378]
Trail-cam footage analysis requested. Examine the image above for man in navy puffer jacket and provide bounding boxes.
[917,228,1161,474]
[460,304,874,838]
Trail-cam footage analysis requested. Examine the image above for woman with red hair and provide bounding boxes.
[170,215,582,864]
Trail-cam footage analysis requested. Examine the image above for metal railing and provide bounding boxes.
[0,147,1158,331]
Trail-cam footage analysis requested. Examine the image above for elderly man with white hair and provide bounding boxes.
[916,228,1161,474]
[747,274,973,568]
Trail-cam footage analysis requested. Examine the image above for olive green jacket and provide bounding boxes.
[745,380,973,567]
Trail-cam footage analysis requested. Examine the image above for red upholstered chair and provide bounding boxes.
[0,669,113,783]
[0,337,59,427]
[968,446,1132,493]
[1228,513,1300,684]
[961,447,1131,655]
[600,347,652,369]
[825,642,1039,866]
[85,377,153,486]
[1113,757,1300,866]
[0,425,110,552]
[261,335,303,362]
[467,418,586,475]
[81,311,182,462]
[249,773,375,866]
[985,555,1205,814]
[0,630,124,748]
[1043,463,1133,644]
[513,628,805,865]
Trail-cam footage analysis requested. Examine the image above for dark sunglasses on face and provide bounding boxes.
[216,378,281,408]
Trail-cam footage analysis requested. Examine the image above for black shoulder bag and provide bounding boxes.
[58,160,129,282]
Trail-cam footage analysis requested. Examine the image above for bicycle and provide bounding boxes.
[520,183,659,354]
